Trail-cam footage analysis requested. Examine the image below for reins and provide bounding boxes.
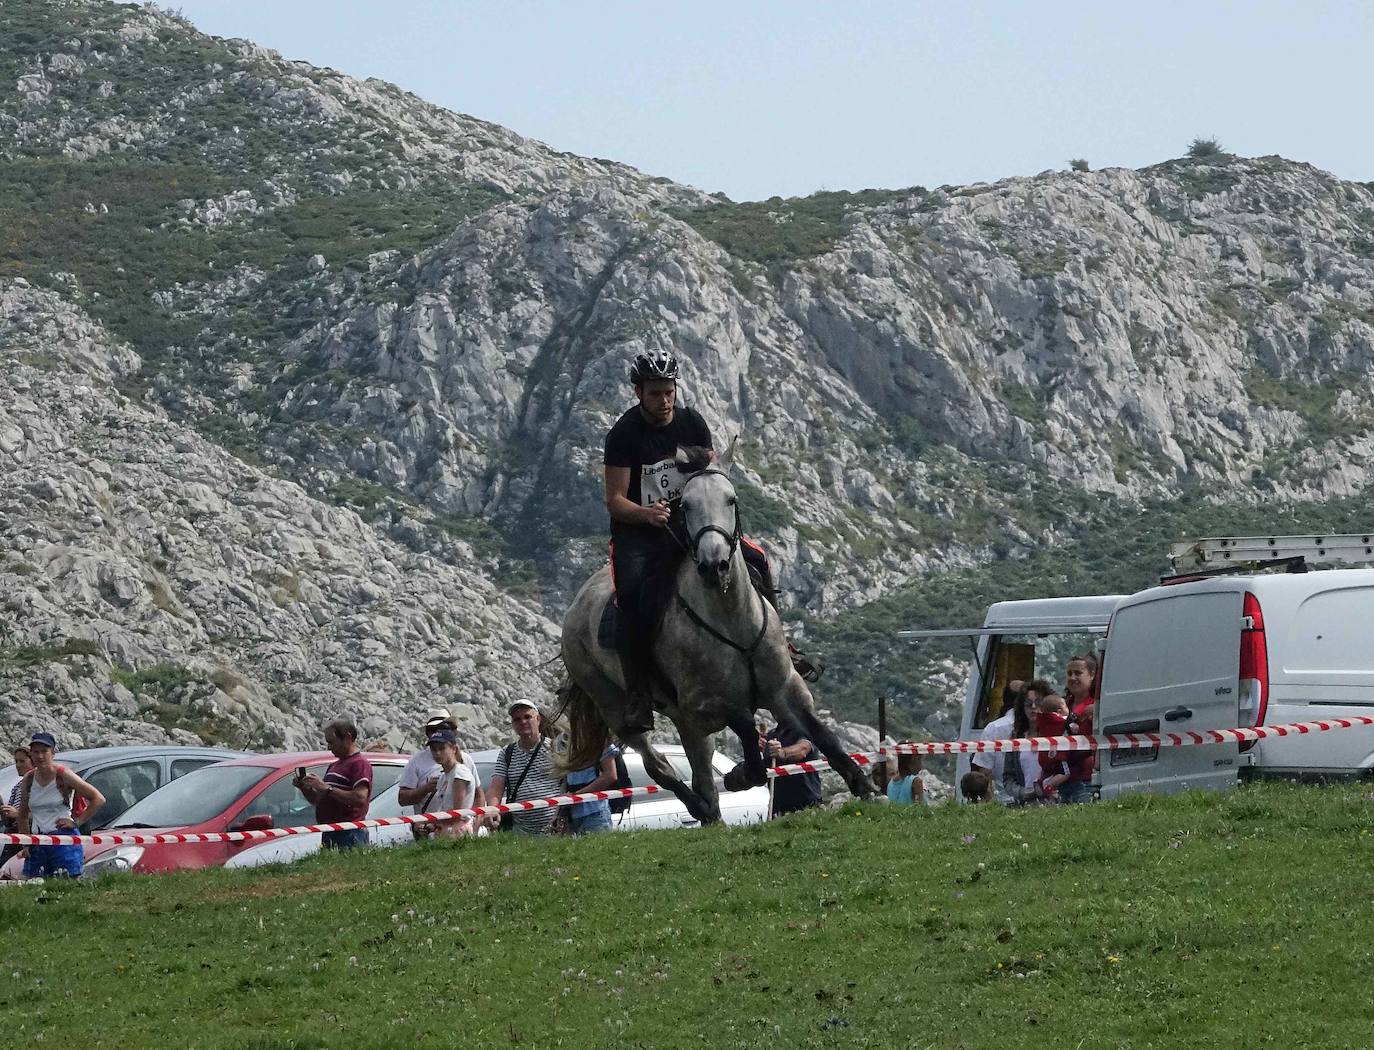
[675,591,770,708]
[677,467,741,564]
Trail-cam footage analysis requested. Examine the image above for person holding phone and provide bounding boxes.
[295,718,372,850]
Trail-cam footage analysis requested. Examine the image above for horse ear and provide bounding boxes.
[675,447,691,469]
[715,435,738,471]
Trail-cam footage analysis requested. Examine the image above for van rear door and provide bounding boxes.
[1097,587,1244,798]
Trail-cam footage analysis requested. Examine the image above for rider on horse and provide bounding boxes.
[602,348,814,734]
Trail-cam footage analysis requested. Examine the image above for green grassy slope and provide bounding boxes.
[4,784,1373,1048]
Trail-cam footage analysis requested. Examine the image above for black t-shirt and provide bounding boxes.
[604,404,712,541]
[766,725,822,815]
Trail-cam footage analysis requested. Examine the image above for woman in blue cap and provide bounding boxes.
[16,732,105,879]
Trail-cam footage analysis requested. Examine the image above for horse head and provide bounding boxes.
[676,441,739,593]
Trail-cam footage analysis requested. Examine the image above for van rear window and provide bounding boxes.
[1105,592,1240,690]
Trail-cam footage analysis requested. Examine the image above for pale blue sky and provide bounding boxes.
[172,1,1374,201]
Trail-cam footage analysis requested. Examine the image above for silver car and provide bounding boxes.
[0,745,249,831]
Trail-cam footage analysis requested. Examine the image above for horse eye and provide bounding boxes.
[727,497,738,506]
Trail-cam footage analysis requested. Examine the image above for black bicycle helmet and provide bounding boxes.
[629,348,679,383]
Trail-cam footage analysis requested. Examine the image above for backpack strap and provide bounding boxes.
[52,764,86,816]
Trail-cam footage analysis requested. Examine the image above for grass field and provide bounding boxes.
[3,784,1372,1049]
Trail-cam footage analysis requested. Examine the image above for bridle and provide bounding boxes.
[679,467,741,568]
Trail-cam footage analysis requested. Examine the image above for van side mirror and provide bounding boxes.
[231,814,274,833]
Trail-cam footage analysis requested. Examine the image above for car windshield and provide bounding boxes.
[109,764,274,828]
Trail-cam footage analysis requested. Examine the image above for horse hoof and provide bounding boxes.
[723,764,750,793]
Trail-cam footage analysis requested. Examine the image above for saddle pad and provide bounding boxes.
[597,594,618,650]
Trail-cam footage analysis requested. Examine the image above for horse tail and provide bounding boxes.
[554,675,610,776]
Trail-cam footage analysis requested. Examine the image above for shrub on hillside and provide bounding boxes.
[677,187,925,272]
[1187,137,1225,159]
[1069,158,1090,172]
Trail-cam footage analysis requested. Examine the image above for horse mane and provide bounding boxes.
[675,445,713,474]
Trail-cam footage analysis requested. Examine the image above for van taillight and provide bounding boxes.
[1238,592,1268,753]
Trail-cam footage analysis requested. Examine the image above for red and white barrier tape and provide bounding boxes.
[0,784,669,848]
[765,714,1374,778]
[6,715,1372,847]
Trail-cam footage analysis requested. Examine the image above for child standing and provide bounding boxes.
[1060,655,1098,804]
[419,729,474,838]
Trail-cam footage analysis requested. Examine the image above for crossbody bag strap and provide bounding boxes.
[419,777,441,813]
[505,739,543,803]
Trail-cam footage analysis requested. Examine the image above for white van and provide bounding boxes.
[904,594,1125,800]
[1097,567,1374,795]
[907,535,1374,799]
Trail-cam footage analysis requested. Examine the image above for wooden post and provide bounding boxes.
[878,696,888,742]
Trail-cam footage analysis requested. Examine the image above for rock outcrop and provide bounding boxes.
[1,280,557,750]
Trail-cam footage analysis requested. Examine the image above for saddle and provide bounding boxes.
[596,561,769,652]
[598,564,822,683]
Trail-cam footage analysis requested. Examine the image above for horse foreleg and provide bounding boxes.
[619,730,717,825]
[779,680,876,800]
[677,728,722,824]
[722,715,768,791]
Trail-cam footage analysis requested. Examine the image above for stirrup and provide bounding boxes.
[788,643,823,683]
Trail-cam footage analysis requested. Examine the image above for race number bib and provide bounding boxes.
[640,458,683,507]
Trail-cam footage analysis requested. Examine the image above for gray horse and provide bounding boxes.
[560,444,875,823]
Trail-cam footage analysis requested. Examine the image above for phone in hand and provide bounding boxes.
[293,767,307,782]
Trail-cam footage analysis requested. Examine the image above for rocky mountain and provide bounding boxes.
[1,279,562,750]
[4,0,1374,749]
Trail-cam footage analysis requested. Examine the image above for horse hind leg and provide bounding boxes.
[779,683,876,800]
[620,730,717,825]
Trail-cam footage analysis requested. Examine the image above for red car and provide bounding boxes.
[82,752,410,875]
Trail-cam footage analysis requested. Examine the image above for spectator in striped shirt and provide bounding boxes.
[1,745,33,869]
[488,700,560,835]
